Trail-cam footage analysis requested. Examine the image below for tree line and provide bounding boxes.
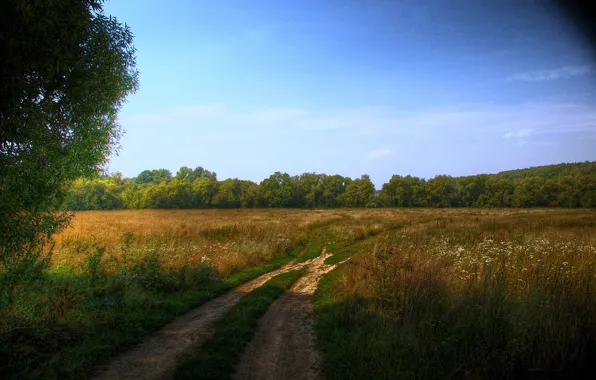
[62,162,596,210]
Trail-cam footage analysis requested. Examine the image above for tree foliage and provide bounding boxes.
[0,0,138,263]
[61,161,596,210]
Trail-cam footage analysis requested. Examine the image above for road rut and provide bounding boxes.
[233,249,343,380]
[91,257,318,380]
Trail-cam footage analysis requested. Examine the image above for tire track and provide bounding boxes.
[233,248,345,380]
[91,257,319,380]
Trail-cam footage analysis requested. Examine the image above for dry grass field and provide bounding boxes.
[52,209,344,277]
[2,208,596,379]
[314,208,596,379]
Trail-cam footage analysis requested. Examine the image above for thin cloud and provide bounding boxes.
[121,101,596,147]
[503,129,532,139]
[112,100,596,180]
[517,129,532,137]
[368,149,394,159]
[537,141,556,147]
[507,65,595,82]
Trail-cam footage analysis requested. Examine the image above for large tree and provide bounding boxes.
[339,175,375,207]
[0,0,138,264]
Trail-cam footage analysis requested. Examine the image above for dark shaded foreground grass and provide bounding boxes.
[314,267,596,380]
[174,270,303,380]
[313,212,596,380]
[0,253,297,380]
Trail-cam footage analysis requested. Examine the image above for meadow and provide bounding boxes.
[314,208,596,379]
[0,208,396,379]
[1,208,595,379]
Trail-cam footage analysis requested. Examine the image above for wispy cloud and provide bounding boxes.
[507,65,595,82]
[368,149,394,159]
[113,100,596,181]
[122,101,596,139]
[503,129,532,139]
[120,100,596,156]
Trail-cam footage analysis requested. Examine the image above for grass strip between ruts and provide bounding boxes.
[174,269,304,380]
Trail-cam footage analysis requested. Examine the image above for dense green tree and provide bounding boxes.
[0,0,138,263]
[497,161,596,181]
[455,175,488,207]
[260,172,294,207]
[579,175,596,208]
[306,174,324,207]
[62,178,124,210]
[136,169,172,184]
[191,177,219,208]
[541,179,562,207]
[165,178,194,208]
[136,170,155,184]
[480,178,515,207]
[380,175,426,207]
[60,162,596,211]
[557,176,582,207]
[176,166,217,182]
[427,175,456,207]
[514,177,546,207]
[140,182,170,208]
[322,175,352,207]
[237,180,261,208]
[213,179,242,208]
[339,175,375,207]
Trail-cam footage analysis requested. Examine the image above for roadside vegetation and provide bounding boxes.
[314,208,596,379]
[0,210,340,379]
[0,208,405,379]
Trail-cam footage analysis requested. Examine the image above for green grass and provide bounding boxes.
[1,223,336,380]
[1,252,298,380]
[174,270,303,380]
[323,243,361,265]
[294,229,336,263]
[223,252,295,286]
[323,223,403,265]
[294,237,324,263]
[313,265,434,380]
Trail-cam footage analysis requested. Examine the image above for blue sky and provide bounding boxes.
[104,0,596,187]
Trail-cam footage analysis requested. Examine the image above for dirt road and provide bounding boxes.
[91,257,319,380]
[233,249,342,380]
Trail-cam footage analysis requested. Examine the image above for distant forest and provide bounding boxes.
[62,161,596,210]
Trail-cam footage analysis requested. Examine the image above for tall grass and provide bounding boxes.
[51,209,338,276]
[314,209,596,379]
[4,208,591,379]
[0,209,342,379]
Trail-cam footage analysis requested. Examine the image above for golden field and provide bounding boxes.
[4,208,596,379]
[52,209,344,276]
